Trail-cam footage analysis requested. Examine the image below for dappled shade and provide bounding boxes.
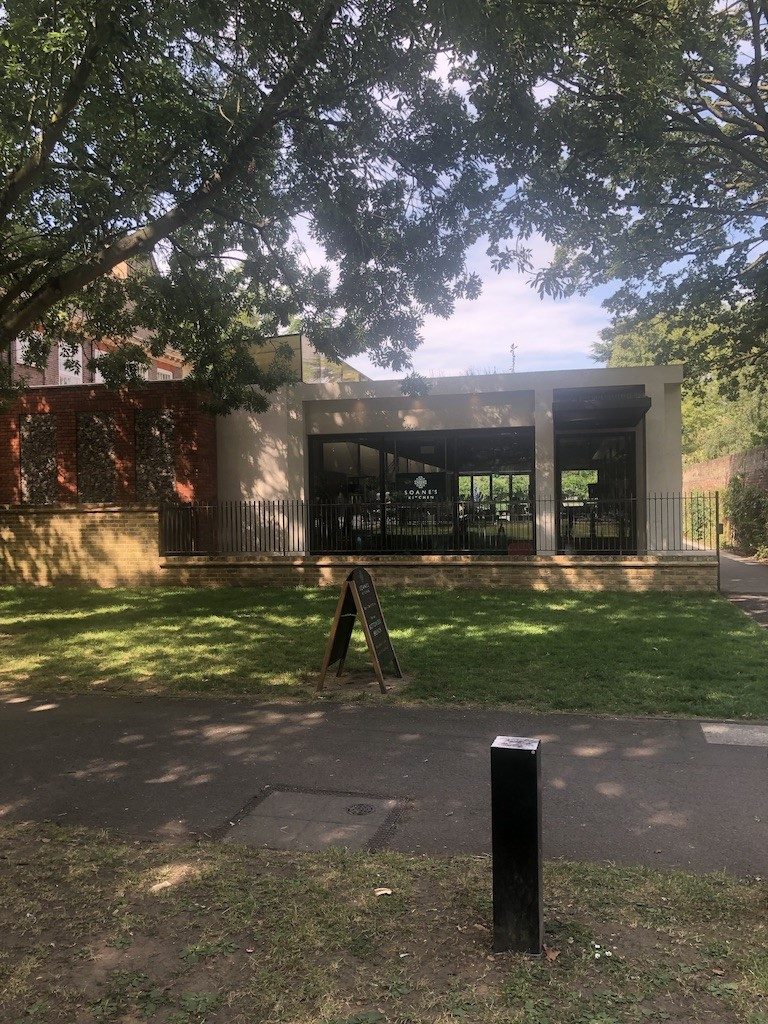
[0,586,766,718]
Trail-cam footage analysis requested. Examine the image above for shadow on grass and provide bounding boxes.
[1,586,766,718]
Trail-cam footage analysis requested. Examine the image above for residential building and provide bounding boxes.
[9,334,185,387]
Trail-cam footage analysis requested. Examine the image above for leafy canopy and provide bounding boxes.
[0,0,586,411]
[7,0,758,411]
[597,316,768,462]
[489,0,768,395]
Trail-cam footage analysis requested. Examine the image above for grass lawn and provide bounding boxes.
[0,822,765,1024]
[0,585,766,718]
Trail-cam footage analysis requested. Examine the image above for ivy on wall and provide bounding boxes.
[76,412,118,503]
[19,414,58,504]
[135,409,175,501]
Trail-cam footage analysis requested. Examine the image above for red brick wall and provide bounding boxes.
[684,446,768,495]
[0,383,217,504]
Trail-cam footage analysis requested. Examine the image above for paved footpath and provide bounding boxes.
[721,550,768,626]
[1,695,765,875]
[721,550,768,596]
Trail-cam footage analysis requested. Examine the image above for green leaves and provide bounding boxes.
[488,1,768,393]
[0,0,565,407]
[6,0,757,408]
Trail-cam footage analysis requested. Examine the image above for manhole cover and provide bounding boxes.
[224,790,398,851]
[346,803,375,816]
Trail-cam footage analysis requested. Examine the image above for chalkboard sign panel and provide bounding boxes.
[347,567,401,678]
[323,582,357,675]
[318,568,402,693]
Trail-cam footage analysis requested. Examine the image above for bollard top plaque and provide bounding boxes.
[492,736,540,752]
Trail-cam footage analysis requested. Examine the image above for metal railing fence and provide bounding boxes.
[160,493,720,558]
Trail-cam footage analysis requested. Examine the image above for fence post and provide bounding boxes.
[715,491,721,592]
[157,501,165,556]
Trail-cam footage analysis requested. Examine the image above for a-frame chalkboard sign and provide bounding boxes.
[318,567,402,693]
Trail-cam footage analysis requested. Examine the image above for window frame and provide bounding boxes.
[57,343,83,385]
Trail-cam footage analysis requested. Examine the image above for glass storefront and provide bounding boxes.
[556,432,638,553]
[307,427,639,554]
[309,428,534,504]
[308,428,535,553]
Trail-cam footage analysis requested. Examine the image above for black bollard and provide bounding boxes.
[491,736,543,954]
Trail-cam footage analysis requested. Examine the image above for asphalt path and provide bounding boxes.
[1,695,765,875]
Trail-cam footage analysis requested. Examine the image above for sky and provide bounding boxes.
[345,235,614,380]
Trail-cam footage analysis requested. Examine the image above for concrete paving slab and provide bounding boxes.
[702,722,768,746]
[224,790,398,850]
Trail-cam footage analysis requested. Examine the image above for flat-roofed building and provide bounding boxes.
[217,360,690,557]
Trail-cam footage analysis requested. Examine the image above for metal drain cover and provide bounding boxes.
[224,790,398,851]
[346,803,375,816]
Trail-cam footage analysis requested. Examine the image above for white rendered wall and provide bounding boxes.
[216,367,685,526]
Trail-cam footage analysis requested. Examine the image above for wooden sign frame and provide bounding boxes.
[318,568,402,693]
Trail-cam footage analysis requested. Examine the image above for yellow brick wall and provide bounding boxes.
[0,506,161,586]
[161,554,719,592]
[0,508,718,591]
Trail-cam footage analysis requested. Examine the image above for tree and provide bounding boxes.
[597,316,768,462]
[0,0,585,412]
[489,0,768,397]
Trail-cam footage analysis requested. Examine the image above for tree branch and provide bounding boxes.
[0,3,115,221]
[666,107,768,176]
[0,1,341,345]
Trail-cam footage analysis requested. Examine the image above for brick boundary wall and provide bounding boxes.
[0,508,718,590]
[683,445,768,546]
[160,553,718,592]
[0,506,161,586]
[684,445,768,495]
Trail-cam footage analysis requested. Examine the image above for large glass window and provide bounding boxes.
[308,428,535,553]
[312,440,381,502]
[386,433,449,501]
[556,433,635,502]
[58,343,83,385]
[310,429,534,506]
[455,431,533,474]
[555,432,637,553]
[454,430,534,510]
[457,472,533,503]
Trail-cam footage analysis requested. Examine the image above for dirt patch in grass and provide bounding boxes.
[0,823,765,1023]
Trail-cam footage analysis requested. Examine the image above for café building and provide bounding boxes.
[216,358,691,558]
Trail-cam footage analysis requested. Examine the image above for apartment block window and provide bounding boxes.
[128,362,149,380]
[92,349,106,383]
[15,339,32,365]
[58,343,83,384]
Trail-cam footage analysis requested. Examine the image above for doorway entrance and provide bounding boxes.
[556,432,637,553]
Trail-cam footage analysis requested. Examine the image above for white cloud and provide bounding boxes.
[348,237,613,378]
[288,224,613,379]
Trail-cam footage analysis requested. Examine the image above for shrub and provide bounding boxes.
[724,475,768,553]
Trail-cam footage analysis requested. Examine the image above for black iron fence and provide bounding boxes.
[539,493,720,554]
[160,493,720,557]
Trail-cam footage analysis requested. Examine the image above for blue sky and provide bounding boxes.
[348,235,615,380]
